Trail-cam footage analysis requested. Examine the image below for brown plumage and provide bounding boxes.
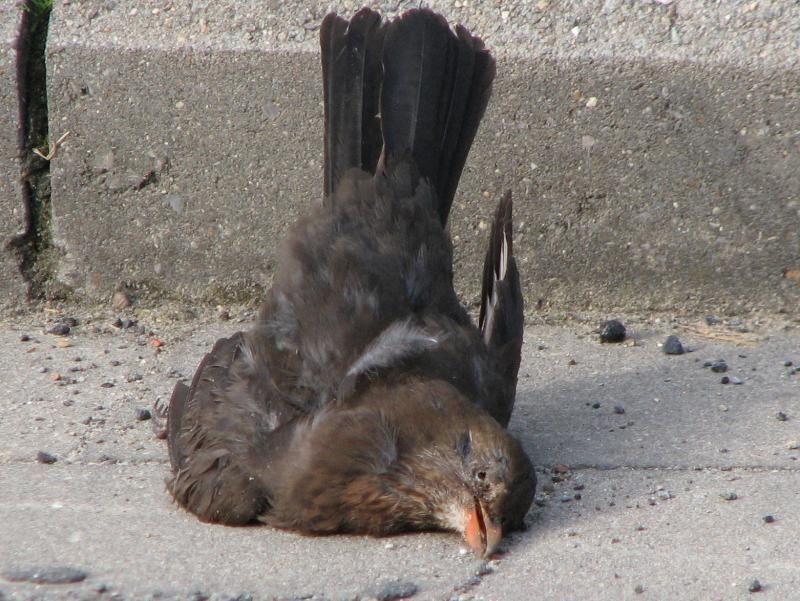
[165,7,535,557]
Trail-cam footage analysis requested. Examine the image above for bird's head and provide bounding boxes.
[400,395,536,558]
[344,377,536,557]
[267,378,535,557]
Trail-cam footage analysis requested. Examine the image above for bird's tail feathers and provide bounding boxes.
[320,8,387,199]
[379,9,495,225]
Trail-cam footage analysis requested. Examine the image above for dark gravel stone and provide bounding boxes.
[720,491,738,501]
[634,584,645,594]
[748,579,762,593]
[721,376,730,384]
[135,408,152,421]
[784,360,794,367]
[776,412,788,422]
[662,335,685,355]
[3,566,88,584]
[47,323,71,336]
[365,580,418,601]
[613,404,626,414]
[100,382,115,388]
[710,360,728,373]
[705,315,722,325]
[591,402,601,409]
[19,334,31,342]
[599,319,626,343]
[763,515,776,523]
[36,450,57,464]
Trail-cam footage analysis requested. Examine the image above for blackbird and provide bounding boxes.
[165,7,535,558]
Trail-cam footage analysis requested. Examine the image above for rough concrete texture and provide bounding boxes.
[0,4,27,307]
[38,0,800,314]
[1,310,798,599]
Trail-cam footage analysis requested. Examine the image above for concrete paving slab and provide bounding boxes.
[42,0,800,313]
[1,311,798,599]
[0,4,27,308]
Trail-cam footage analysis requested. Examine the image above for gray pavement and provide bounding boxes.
[1,309,798,600]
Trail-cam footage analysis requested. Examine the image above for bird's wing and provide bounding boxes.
[477,192,524,427]
[166,326,304,524]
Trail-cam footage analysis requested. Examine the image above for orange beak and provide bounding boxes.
[464,498,502,558]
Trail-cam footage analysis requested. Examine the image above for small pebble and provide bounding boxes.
[135,408,152,421]
[111,290,131,311]
[748,579,762,593]
[776,412,788,422]
[721,376,730,384]
[710,360,728,373]
[787,441,800,450]
[56,339,72,348]
[613,404,626,414]
[634,584,645,594]
[591,402,601,409]
[36,450,57,464]
[784,360,793,367]
[20,334,31,342]
[599,319,626,343]
[662,334,684,355]
[100,382,115,388]
[705,316,721,325]
[763,515,775,524]
[720,491,738,501]
[62,317,78,327]
[47,324,70,336]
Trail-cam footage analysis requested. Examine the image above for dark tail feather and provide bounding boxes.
[320,8,386,198]
[479,192,524,424]
[380,9,495,225]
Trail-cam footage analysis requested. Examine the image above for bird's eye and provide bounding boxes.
[476,470,487,481]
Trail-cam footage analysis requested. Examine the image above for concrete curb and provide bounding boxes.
[0,4,27,306]
[2,0,799,315]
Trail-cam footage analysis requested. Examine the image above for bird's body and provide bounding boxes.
[166,7,535,556]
